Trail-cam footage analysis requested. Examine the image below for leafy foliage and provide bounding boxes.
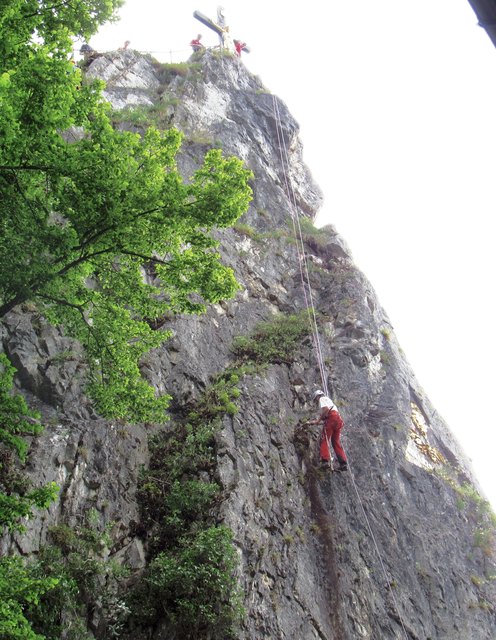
[0,556,58,640]
[0,355,58,532]
[0,355,42,461]
[0,0,253,422]
[188,370,240,424]
[143,527,242,639]
[0,517,130,640]
[133,373,243,637]
[138,422,219,556]
[24,520,129,639]
[0,1,252,634]
[137,374,241,554]
[231,312,311,365]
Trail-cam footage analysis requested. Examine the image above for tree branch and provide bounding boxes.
[9,168,51,224]
[36,293,110,363]
[0,294,27,318]
[74,204,176,253]
[55,246,116,277]
[22,1,80,21]
[120,250,169,265]
[0,166,52,172]
[36,294,86,318]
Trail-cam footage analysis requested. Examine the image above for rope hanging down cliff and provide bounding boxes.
[270,95,411,640]
[270,95,328,395]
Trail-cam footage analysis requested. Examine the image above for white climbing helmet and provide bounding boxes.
[313,389,324,400]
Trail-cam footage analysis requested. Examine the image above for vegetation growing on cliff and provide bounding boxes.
[127,314,314,637]
[231,311,312,366]
[0,556,59,640]
[0,355,58,533]
[0,513,132,639]
[437,464,496,561]
[110,60,202,129]
[7,367,243,638]
[134,371,243,638]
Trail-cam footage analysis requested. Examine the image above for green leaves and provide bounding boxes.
[0,556,59,640]
[145,527,242,637]
[232,312,311,365]
[0,355,59,533]
[0,355,42,461]
[0,485,59,533]
[0,0,123,50]
[0,3,253,421]
[134,371,244,635]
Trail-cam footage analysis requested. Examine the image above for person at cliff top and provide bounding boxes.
[308,390,348,471]
[79,43,98,67]
[234,39,248,56]
[190,34,204,52]
[79,43,94,55]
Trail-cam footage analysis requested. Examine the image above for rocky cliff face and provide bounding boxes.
[2,49,495,639]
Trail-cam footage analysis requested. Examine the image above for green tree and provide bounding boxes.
[0,1,253,421]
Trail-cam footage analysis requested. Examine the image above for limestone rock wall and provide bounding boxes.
[1,50,495,639]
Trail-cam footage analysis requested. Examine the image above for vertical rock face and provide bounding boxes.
[2,50,495,639]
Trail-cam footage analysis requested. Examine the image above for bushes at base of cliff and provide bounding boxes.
[0,557,58,640]
[132,372,243,638]
[130,526,242,638]
[0,517,129,640]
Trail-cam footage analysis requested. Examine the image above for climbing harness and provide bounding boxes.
[271,95,410,640]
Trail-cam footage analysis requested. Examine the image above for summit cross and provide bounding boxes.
[193,7,250,56]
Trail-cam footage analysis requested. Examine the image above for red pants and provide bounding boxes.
[320,410,347,463]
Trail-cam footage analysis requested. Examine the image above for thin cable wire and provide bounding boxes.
[271,95,410,640]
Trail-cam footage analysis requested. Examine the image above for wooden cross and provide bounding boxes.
[193,7,250,55]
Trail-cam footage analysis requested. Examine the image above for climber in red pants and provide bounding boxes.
[309,389,348,471]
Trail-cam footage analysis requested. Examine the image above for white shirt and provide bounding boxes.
[319,395,337,412]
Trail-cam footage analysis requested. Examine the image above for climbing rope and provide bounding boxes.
[271,95,328,395]
[270,95,410,640]
[347,461,410,639]
[271,93,333,471]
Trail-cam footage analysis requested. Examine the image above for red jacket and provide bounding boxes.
[234,41,247,56]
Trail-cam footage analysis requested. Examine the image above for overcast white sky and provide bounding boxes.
[90,0,496,507]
